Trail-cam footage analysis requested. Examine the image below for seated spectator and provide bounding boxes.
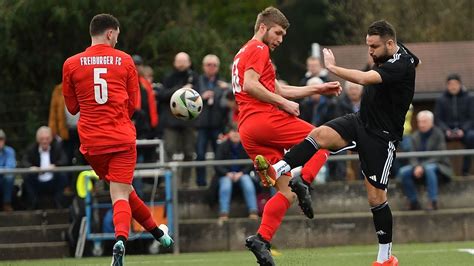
[434,74,474,175]
[0,129,16,212]
[398,111,453,211]
[214,126,258,222]
[22,126,68,209]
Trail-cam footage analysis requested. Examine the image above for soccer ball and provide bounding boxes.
[170,87,203,120]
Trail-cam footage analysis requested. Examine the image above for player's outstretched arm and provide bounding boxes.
[275,80,342,100]
[323,48,382,86]
[243,69,300,116]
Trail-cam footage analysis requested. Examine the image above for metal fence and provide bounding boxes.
[1,148,473,255]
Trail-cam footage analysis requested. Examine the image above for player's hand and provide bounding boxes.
[279,99,300,116]
[316,81,342,96]
[323,48,336,69]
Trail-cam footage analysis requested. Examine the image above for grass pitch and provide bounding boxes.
[2,241,473,266]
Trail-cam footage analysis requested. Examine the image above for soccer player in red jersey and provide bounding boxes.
[232,7,342,265]
[62,14,172,266]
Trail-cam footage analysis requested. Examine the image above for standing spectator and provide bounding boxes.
[398,111,453,210]
[434,74,474,176]
[299,56,329,85]
[214,126,258,222]
[0,129,16,212]
[48,83,81,165]
[298,57,329,124]
[195,54,230,187]
[158,52,199,187]
[22,126,68,209]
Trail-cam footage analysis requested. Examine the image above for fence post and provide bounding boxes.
[169,162,180,255]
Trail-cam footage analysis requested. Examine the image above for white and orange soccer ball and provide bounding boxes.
[170,87,203,120]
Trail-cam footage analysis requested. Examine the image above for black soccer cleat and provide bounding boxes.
[245,234,275,266]
[289,175,314,219]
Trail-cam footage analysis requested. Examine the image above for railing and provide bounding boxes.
[1,148,473,255]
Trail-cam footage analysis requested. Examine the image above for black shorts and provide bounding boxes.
[325,113,397,190]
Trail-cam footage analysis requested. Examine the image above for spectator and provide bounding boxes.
[158,52,199,187]
[0,129,16,212]
[337,81,363,114]
[214,126,258,222]
[195,54,230,187]
[299,77,323,123]
[398,111,453,210]
[434,74,474,175]
[48,83,81,165]
[299,56,329,85]
[298,57,329,124]
[22,126,68,209]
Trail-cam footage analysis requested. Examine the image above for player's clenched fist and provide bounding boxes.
[319,81,342,96]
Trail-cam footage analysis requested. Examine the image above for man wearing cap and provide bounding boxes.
[434,74,474,175]
[0,129,16,212]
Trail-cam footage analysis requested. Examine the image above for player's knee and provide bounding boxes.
[367,191,387,207]
[310,126,331,148]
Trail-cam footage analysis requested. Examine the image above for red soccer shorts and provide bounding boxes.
[82,144,136,185]
[239,109,314,164]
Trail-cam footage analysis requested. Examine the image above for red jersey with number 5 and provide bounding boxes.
[62,44,138,152]
[232,39,276,125]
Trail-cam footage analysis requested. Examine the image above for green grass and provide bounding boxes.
[2,241,473,266]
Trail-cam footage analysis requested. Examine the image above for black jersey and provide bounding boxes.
[360,45,417,141]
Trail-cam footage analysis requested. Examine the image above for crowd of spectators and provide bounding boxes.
[0,52,472,218]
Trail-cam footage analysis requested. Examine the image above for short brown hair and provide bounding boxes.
[254,6,289,33]
[90,14,120,37]
[367,20,396,41]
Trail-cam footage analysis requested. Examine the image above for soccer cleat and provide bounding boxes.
[372,255,399,266]
[158,224,174,248]
[245,234,275,266]
[289,175,314,219]
[254,155,276,187]
[111,240,125,266]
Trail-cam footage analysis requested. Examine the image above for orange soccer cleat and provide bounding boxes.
[254,155,276,187]
[372,255,399,266]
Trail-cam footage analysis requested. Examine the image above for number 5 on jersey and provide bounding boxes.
[94,68,108,104]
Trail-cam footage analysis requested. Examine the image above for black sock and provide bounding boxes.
[371,202,393,244]
[283,136,320,169]
[150,226,164,241]
[117,235,127,244]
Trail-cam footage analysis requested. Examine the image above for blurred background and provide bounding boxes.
[1,0,472,149]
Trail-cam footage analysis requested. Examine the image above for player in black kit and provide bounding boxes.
[254,20,419,265]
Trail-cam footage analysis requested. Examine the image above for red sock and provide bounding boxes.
[113,199,131,240]
[129,190,157,231]
[301,149,329,184]
[257,192,290,242]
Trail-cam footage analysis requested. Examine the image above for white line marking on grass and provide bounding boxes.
[458,249,474,255]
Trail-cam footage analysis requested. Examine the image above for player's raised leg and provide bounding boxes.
[128,190,173,247]
[256,126,347,218]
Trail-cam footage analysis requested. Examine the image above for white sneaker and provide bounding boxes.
[158,224,174,248]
